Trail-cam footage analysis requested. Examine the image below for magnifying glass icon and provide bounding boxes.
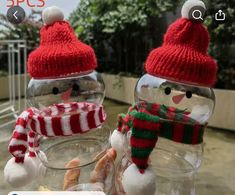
[192,9,203,20]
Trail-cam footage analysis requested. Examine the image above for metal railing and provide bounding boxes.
[0,40,27,128]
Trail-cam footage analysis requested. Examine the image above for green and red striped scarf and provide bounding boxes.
[117,102,206,173]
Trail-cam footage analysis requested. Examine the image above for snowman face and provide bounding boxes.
[27,71,105,109]
[135,74,215,123]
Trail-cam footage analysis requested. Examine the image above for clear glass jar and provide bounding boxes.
[116,148,195,195]
[36,126,115,194]
[27,71,105,109]
[26,71,115,193]
[115,73,215,195]
[134,74,215,170]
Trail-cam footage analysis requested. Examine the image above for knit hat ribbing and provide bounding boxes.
[27,7,97,79]
[145,2,217,87]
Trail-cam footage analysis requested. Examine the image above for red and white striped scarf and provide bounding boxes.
[9,102,106,163]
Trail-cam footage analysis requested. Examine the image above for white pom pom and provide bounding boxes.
[4,155,37,187]
[42,6,64,25]
[181,0,206,19]
[110,129,125,153]
[122,164,156,195]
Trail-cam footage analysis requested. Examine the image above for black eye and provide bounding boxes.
[164,87,171,95]
[52,87,59,95]
[72,84,80,91]
[186,91,192,98]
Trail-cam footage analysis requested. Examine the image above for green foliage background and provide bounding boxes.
[204,0,235,88]
[0,0,234,88]
[69,0,235,88]
[69,0,180,75]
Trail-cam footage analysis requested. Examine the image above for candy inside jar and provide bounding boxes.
[36,134,116,193]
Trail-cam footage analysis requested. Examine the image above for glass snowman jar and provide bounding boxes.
[27,71,115,193]
[115,74,215,195]
[4,6,115,194]
[113,0,218,193]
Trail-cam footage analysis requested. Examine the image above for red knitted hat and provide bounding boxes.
[145,0,217,87]
[28,7,97,79]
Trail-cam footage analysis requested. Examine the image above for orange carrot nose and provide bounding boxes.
[61,88,72,102]
[172,94,185,104]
